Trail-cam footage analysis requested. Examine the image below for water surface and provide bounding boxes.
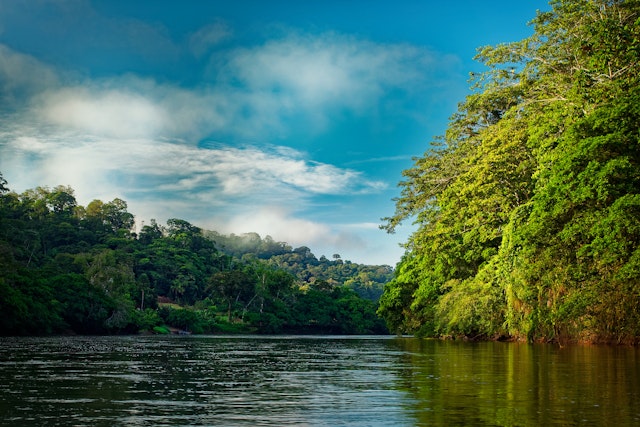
[0,335,638,426]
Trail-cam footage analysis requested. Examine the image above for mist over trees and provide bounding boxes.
[0,178,389,336]
[207,231,392,301]
[378,0,640,344]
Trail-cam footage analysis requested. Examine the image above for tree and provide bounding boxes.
[47,186,77,216]
[102,198,135,233]
[380,0,640,343]
[82,198,135,237]
[500,0,640,343]
[0,175,390,336]
[138,219,164,245]
[208,270,255,322]
[167,218,201,238]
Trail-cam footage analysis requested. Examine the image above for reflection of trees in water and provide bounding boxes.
[391,339,640,425]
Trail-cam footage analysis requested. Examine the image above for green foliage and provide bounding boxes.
[132,308,162,332]
[159,306,217,334]
[51,273,112,334]
[153,325,171,334]
[208,270,255,322]
[380,0,640,344]
[434,260,507,339]
[205,231,292,259]
[207,231,393,301]
[0,174,387,336]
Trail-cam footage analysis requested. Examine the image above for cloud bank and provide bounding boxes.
[0,22,456,263]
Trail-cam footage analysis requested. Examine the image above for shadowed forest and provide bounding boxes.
[0,177,391,336]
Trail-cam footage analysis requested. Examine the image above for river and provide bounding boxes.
[0,335,638,426]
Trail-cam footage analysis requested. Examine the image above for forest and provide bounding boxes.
[0,176,390,336]
[378,0,640,344]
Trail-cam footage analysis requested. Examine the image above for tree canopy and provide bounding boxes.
[379,0,640,344]
[0,176,388,336]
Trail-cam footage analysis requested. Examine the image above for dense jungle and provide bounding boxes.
[378,0,640,344]
[0,177,391,336]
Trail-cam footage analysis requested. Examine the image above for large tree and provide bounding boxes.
[380,0,640,343]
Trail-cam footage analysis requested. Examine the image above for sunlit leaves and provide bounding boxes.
[380,0,640,343]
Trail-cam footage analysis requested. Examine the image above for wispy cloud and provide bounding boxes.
[0,31,432,200]
[219,33,435,102]
[36,86,166,138]
[3,25,452,142]
[344,155,415,166]
[216,206,368,254]
[189,20,233,57]
[0,44,59,107]
[33,79,230,141]
[1,130,383,200]
[0,24,446,264]
[210,32,443,131]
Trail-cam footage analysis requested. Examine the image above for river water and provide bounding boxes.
[0,335,638,426]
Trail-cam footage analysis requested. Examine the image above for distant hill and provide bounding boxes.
[0,179,390,336]
[205,231,393,301]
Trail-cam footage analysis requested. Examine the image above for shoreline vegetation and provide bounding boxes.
[0,176,391,337]
[2,1,638,347]
[377,0,640,346]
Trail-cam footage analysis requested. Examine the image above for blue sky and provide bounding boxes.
[0,0,549,266]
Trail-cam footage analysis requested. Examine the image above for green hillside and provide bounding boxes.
[0,178,388,336]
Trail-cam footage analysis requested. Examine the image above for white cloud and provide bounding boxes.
[216,32,438,113]
[343,222,382,230]
[190,21,232,57]
[219,206,331,247]
[1,127,383,204]
[37,87,165,138]
[0,30,450,266]
[0,44,58,105]
[4,30,451,145]
[33,78,231,141]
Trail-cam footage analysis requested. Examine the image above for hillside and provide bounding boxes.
[205,231,393,301]
[0,177,389,336]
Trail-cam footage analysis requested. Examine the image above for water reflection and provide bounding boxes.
[393,339,640,425]
[0,336,638,426]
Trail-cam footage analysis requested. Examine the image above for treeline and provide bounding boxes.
[206,231,393,301]
[0,177,388,336]
[379,0,640,344]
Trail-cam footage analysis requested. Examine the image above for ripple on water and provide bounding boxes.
[1,335,638,426]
